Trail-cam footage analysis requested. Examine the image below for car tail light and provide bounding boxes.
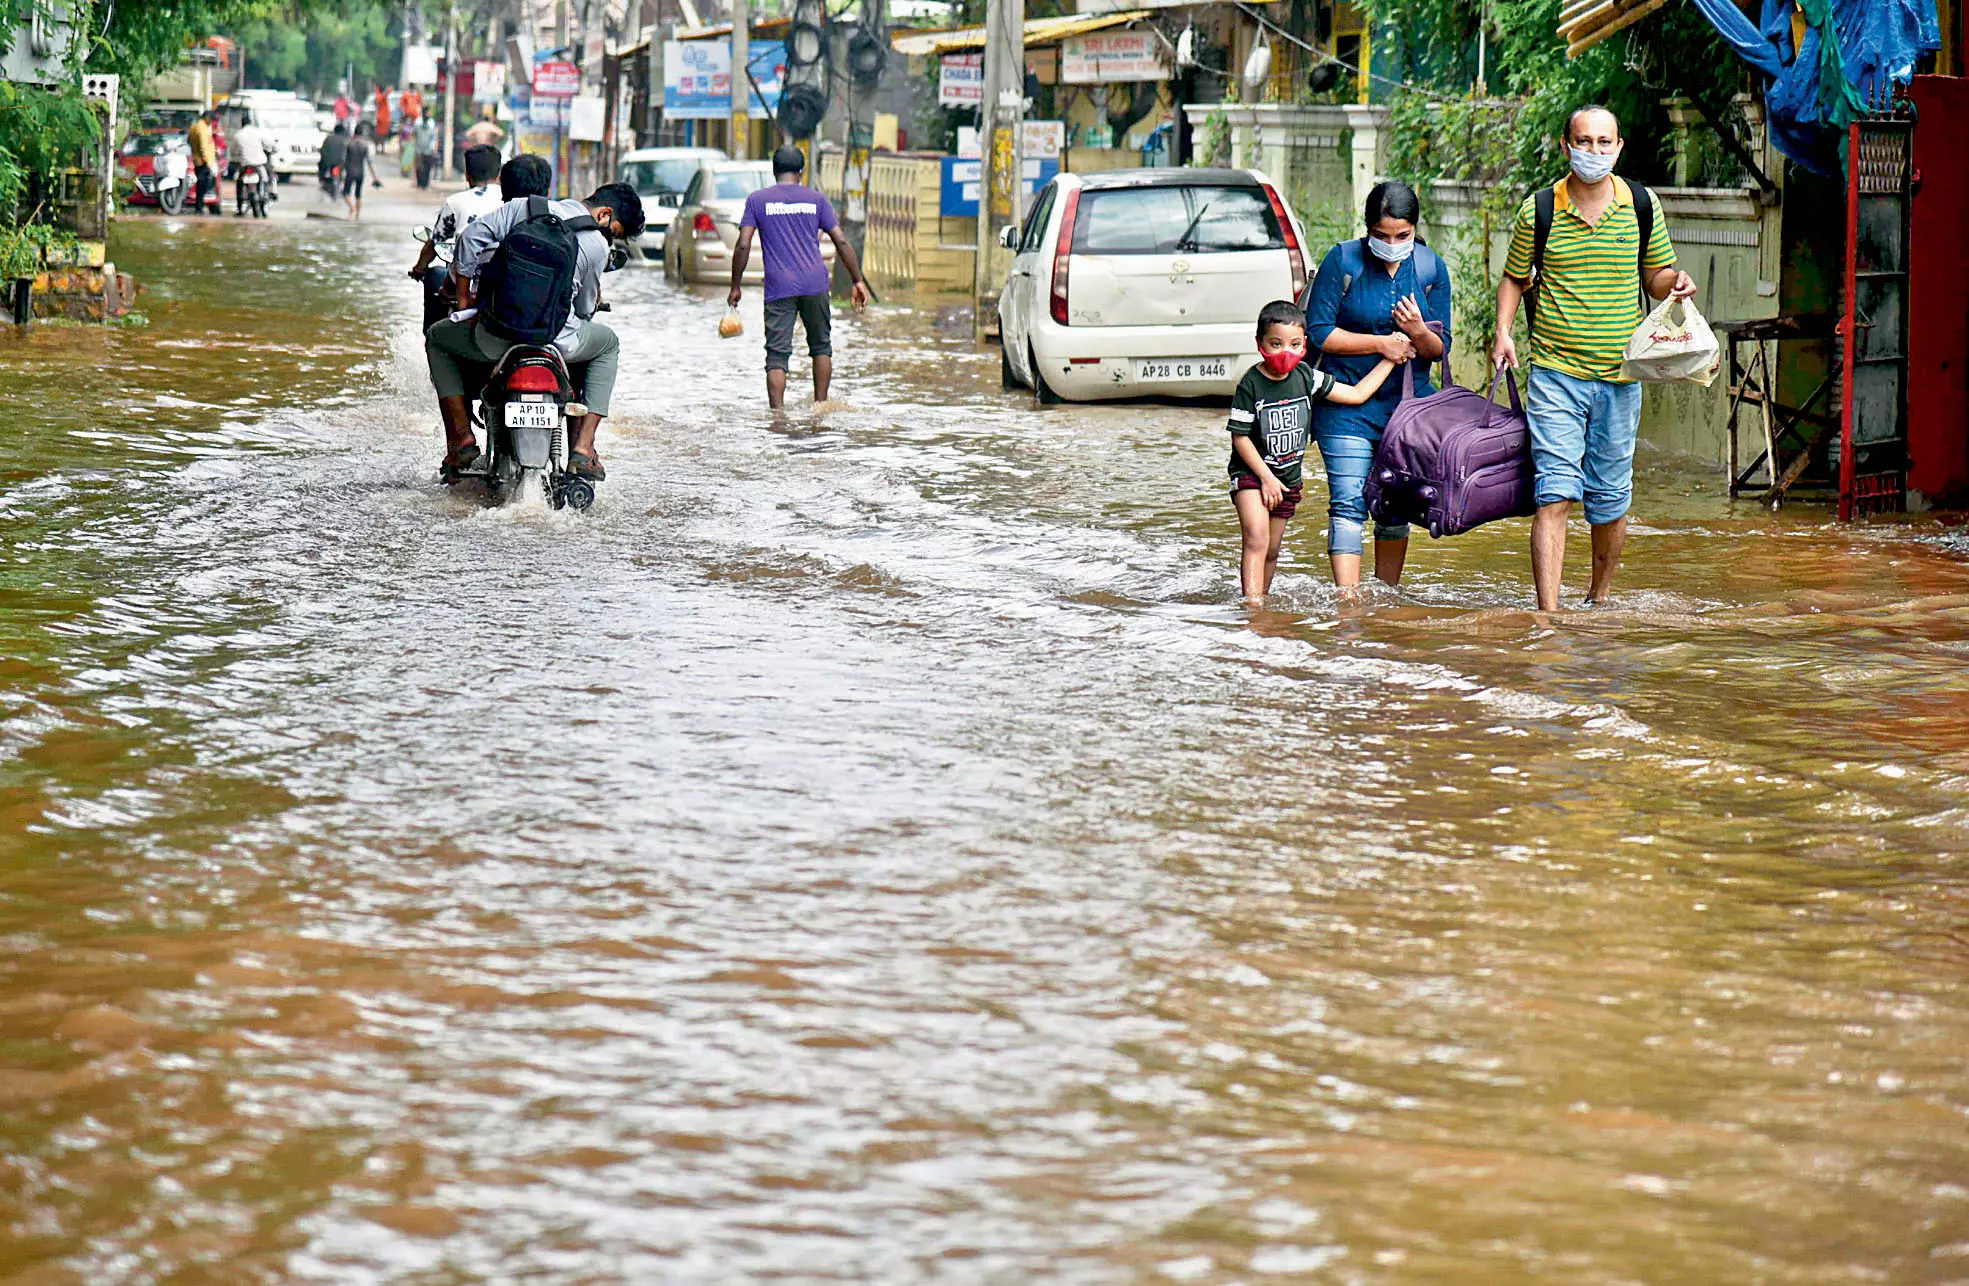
[1049,187,1081,327]
[506,365,560,393]
[693,211,717,236]
[1261,183,1307,300]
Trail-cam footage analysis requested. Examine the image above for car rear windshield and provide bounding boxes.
[1071,184,1282,255]
[712,169,770,199]
[623,158,702,198]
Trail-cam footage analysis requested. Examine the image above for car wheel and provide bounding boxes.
[1030,344,1063,405]
[1000,343,1022,390]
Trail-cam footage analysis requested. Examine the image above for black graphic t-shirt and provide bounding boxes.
[1226,362,1336,489]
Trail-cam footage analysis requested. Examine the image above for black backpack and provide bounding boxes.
[1525,178,1654,334]
[479,196,598,344]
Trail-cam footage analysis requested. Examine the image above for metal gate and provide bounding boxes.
[1838,109,1914,519]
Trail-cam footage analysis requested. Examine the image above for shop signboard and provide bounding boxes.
[532,59,581,97]
[940,156,1058,217]
[939,53,982,106]
[1061,30,1166,83]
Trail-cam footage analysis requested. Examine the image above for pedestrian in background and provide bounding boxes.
[342,122,381,221]
[318,121,348,205]
[413,115,440,188]
[1492,103,1695,610]
[463,108,505,153]
[1300,179,1450,591]
[373,86,392,150]
[185,110,219,215]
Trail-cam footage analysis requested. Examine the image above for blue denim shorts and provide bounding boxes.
[1525,366,1643,525]
[1315,432,1410,556]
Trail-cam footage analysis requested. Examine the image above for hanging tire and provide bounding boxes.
[1030,344,1063,405]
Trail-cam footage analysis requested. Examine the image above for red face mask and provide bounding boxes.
[1261,347,1304,378]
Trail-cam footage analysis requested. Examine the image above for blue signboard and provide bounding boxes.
[939,157,1060,218]
[663,39,785,120]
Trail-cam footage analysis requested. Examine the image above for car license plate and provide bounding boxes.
[1135,357,1231,383]
[503,401,559,429]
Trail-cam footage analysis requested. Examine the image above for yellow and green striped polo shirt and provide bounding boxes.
[1503,176,1676,383]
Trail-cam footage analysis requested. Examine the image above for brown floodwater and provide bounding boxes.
[3,213,1969,1284]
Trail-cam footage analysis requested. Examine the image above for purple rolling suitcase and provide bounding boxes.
[1362,360,1537,539]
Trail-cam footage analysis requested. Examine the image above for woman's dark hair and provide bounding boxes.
[1364,179,1420,229]
[500,153,551,200]
[1256,298,1306,340]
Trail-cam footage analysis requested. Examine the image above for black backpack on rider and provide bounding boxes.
[479,196,598,344]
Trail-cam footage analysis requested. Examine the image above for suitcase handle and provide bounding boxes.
[1397,321,1452,402]
[1482,366,1524,420]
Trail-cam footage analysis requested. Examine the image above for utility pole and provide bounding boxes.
[972,0,1023,341]
[729,0,749,158]
[443,5,459,178]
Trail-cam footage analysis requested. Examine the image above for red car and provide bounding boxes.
[118,122,224,214]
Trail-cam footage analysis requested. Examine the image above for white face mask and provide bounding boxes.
[1568,145,1619,183]
[1367,235,1415,263]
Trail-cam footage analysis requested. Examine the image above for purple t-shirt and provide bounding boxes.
[740,183,838,302]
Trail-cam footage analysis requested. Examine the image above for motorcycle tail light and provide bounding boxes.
[693,211,717,235]
[505,365,560,393]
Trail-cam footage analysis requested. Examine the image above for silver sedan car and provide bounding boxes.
[663,159,836,285]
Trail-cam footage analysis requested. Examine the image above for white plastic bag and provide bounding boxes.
[1620,297,1721,386]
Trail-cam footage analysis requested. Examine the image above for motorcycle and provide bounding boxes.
[236,162,269,218]
[411,226,632,512]
[152,148,190,216]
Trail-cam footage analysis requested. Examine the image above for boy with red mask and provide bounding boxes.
[1228,299,1407,604]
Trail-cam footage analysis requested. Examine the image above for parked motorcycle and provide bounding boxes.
[153,148,190,215]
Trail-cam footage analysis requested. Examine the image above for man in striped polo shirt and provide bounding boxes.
[1492,105,1695,611]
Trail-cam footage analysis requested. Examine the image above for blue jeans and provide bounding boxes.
[1526,366,1643,525]
[1315,433,1410,556]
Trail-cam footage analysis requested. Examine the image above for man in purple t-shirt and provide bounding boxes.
[728,146,872,409]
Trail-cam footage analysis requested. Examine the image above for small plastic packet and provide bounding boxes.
[718,307,743,338]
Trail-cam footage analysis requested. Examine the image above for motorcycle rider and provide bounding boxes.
[408,143,505,329]
[228,111,271,216]
[497,153,551,202]
[424,182,646,481]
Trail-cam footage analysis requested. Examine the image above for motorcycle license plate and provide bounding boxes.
[503,402,559,429]
[1134,357,1232,383]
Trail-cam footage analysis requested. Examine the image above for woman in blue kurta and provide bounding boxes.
[1301,180,1452,590]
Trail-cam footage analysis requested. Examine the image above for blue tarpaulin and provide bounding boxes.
[1685,0,1941,171]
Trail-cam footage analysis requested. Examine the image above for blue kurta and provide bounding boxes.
[1302,243,1453,440]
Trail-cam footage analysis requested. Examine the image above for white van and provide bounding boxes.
[218,91,322,180]
[996,168,1311,402]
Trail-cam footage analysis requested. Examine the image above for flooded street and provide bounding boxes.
[5,210,1969,1283]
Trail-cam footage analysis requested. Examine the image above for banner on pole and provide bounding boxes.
[661,39,785,119]
[472,60,506,104]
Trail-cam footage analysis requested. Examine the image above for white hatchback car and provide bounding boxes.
[997,167,1310,402]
